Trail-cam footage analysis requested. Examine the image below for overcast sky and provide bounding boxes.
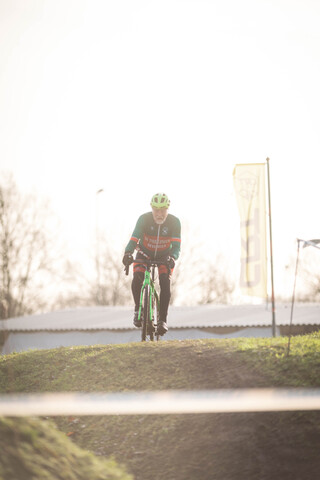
[1,0,320,297]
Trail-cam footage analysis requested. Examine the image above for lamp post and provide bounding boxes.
[96,189,104,304]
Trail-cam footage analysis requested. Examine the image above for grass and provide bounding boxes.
[0,418,132,480]
[227,332,320,386]
[0,333,320,479]
[0,416,133,480]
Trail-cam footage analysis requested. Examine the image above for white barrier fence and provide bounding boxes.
[0,389,320,417]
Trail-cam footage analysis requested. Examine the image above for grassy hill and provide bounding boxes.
[0,334,320,480]
[0,416,132,480]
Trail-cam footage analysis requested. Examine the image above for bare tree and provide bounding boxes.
[292,247,320,302]
[172,252,236,305]
[170,223,236,305]
[196,254,236,304]
[49,233,132,310]
[92,236,131,306]
[168,222,198,305]
[51,259,95,310]
[0,173,63,318]
[55,221,237,310]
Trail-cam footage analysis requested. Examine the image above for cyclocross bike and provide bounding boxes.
[125,257,166,342]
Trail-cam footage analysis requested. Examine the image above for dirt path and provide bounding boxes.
[57,343,320,480]
[168,344,320,480]
[148,345,320,480]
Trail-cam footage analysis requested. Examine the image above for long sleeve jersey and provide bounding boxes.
[125,212,181,260]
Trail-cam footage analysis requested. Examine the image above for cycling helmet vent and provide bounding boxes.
[150,193,170,209]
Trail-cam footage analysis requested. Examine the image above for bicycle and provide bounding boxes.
[125,257,167,342]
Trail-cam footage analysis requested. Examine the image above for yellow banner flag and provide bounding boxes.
[233,163,267,298]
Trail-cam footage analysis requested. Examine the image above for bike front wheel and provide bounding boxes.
[152,292,160,341]
[141,285,149,342]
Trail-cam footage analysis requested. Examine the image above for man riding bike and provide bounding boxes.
[122,193,181,335]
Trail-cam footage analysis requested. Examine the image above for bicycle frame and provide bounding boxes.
[125,256,165,341]
[138,262,160,342]
[139,263,160,341]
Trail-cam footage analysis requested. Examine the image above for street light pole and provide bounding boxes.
[96,189,104,304]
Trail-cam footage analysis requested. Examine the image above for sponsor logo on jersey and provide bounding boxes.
[143,234,171,251]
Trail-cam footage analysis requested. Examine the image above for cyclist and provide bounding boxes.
[122,193,181,335]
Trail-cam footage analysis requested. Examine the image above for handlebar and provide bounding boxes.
[124,256,169,276]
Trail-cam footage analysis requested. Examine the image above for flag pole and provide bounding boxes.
[287,239,301,355]
[266,157,276,336]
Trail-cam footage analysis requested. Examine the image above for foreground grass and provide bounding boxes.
[0,333,320,480]
[0,417,132,480]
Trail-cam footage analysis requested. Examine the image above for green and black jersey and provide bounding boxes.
[125,212,181,260]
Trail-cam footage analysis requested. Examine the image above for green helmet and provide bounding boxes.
[150,192,170,209]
